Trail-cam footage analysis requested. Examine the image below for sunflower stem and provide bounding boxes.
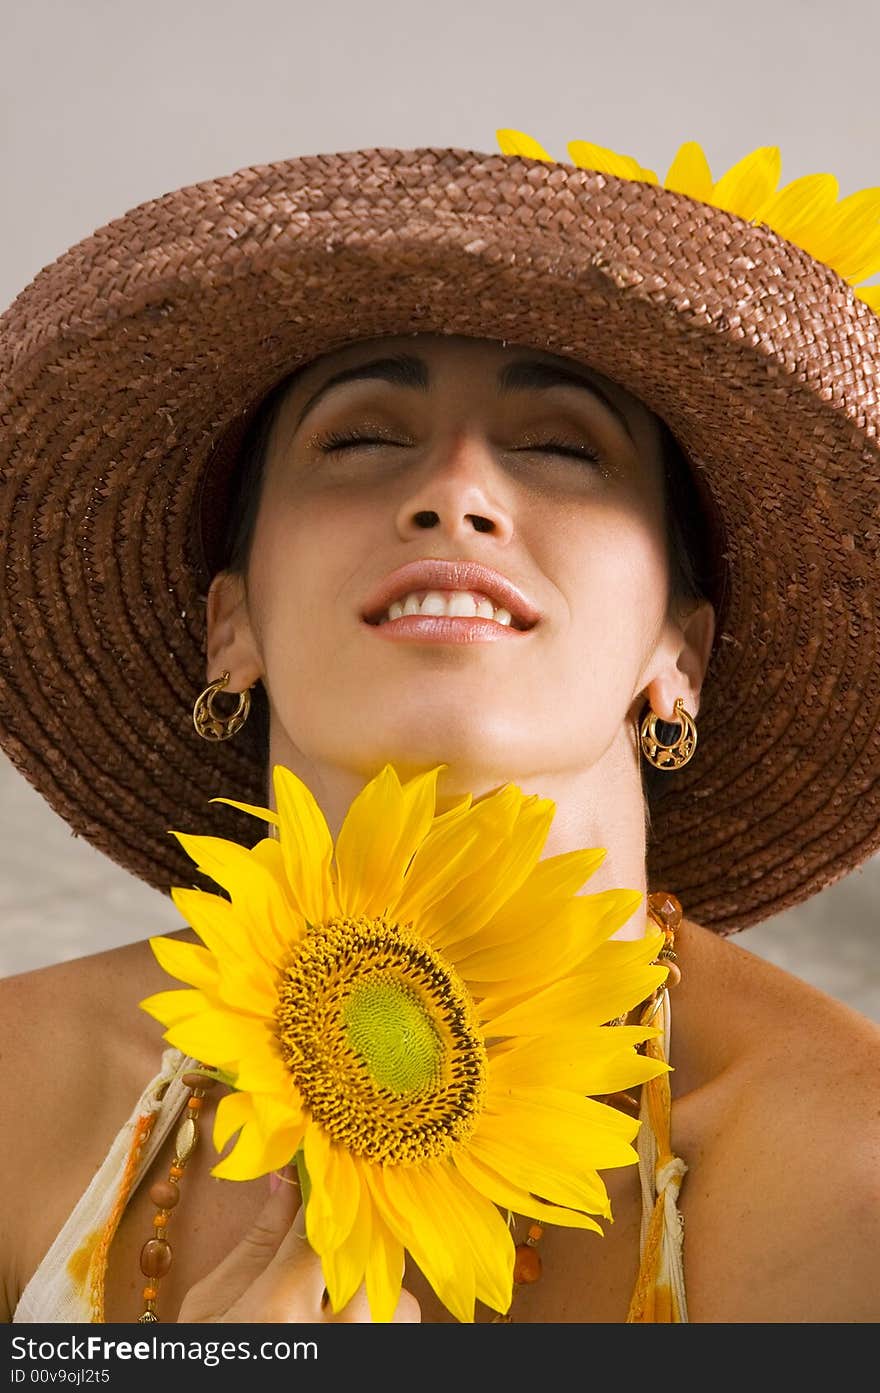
[294,1148,311,1210]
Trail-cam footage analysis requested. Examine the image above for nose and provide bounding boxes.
[393,429,516,544]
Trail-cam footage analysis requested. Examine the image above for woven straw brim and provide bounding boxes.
[0,147,878,934]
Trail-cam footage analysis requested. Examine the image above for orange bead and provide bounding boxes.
[169,1164,185,1179]
[527,1223,544,1243]
[647,891,682,931]
[513,1243,543,1285]
[153,1212,168,1229]
[142,1286,158,1302]
[187,1096,203,1112]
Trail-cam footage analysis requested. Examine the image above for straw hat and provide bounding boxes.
[1,132,878,934]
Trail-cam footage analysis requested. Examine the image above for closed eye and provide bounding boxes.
[515,439,604,465]
[316,430,409,452]
[315,430,604,465]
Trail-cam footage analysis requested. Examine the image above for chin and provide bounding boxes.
[341,718,535,787]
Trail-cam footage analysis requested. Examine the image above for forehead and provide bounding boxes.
[286,332,651,423]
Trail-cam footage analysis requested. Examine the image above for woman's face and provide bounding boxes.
[215,333,698,793]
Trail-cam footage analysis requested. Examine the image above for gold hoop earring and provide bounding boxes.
[638,697,697,771]
[193,670,252,741]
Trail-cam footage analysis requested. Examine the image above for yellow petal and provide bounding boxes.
[453,846,607,957]
[467,1112,613,1218]
[232,1043,293,1095]
[459,888,643,992]
[147,936,219,995]
[496,128,553,161]
[210,1114,273,1180]
[272,763,339,922]
[363,1198,405,1323]
[857,283,880,310]
[375,1164,482,1323]
[567,140,658,183]
[322,1168,373,1314]
[139,987,210,1028]
[335,764,443,917]
[711,145,782,218]
[805,190,880,282]
[168,842,297,973]
[663,140,714,201]
[168,885,286,1018]
[303,1126,361,1252]
[208,795,279,827]
[751,172,839,241]
[246,839,309,955]
[212,1090,303,1179]
[489,1024,669,1093]
[422,793,556,951]
[421,1160,515,1316]
[453,1148,604,1234]
[393,787,518,924]
[213,1088,255,1152]
[160,1007,275,1071]
[429,792,474,828]
[482,953,666,1035]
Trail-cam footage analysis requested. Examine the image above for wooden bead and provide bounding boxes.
[182,1072,217,1091]
[513,1243,543,1284]
[140,1238,173,1278]
[664,960,682,988]
[149,1180,180,1209]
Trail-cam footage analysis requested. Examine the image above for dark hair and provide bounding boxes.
[217,369,720,830]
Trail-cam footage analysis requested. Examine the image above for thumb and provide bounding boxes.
[177,1170,302,1321]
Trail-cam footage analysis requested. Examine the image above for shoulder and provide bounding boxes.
[0,937,179,1321]
[674,919,880,1321]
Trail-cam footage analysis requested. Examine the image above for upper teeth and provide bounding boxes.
[378,589,516,626]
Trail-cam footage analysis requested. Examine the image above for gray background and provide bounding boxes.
[1,0,877,1015]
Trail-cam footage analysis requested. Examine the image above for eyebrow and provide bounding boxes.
[294,353,634,441]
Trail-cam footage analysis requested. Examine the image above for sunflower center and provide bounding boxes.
[342,976,443,1094]
[275,915,488,1164]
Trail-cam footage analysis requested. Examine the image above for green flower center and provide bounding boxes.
[274,915,488,1164]
[342,975,443,1094]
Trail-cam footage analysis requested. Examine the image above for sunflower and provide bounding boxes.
[497,129,880,312]
[141,762,669,1323]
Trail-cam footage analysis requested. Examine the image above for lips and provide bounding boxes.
[361,559,541,630]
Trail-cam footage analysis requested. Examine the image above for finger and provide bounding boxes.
[228,1194,330,1322]
[178,1173,305,1321]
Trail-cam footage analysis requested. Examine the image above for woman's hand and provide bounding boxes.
[176,1172,421,1324]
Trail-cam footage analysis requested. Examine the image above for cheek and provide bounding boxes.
[245,488,370,636]
[560,517,669,648]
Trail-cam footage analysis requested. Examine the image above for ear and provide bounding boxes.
[204,570,264,692]
[637,597,716,722]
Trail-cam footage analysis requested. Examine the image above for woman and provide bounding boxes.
[1,134,878,1324]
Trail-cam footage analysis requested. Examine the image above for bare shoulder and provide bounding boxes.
[0,936,178,1321]
[675,920,880,1322]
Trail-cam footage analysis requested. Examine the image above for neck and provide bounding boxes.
[265,719,653,941]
